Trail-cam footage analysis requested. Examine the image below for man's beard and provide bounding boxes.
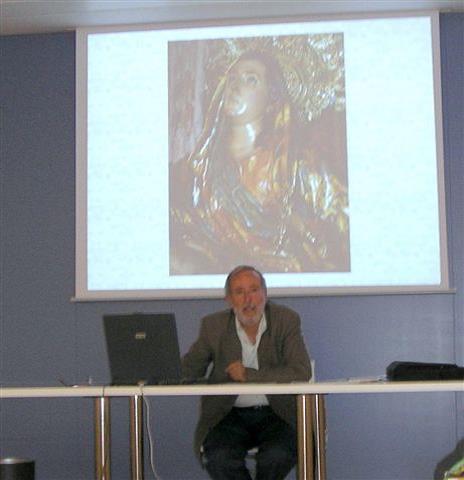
[235,307,262,327]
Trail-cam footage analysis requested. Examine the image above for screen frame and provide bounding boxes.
[75,10,451,301]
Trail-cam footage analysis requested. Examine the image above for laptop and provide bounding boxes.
[103,313,184,385]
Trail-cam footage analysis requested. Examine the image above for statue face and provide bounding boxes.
[223,58,269,125]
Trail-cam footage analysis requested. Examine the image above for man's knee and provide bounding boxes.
[203,444,246,468]
[255,443,296,479]
[203,445,252,479]
[257,443,296,466]
[204,445,233,464]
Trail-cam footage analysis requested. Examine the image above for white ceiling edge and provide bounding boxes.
[1,0,463,35]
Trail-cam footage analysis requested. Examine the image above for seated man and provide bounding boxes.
[182,265,312,480]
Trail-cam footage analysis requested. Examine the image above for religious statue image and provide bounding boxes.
[168,35,350,275]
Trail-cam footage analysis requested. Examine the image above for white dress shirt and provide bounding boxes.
[234,314,269,408]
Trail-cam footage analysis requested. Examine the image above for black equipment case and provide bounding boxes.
[386,361,464,381]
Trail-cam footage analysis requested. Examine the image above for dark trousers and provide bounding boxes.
[202,406,297,480]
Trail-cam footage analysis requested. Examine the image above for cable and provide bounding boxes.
[142,387,163,480]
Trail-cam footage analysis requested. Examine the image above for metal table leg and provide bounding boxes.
[314,394,327,480]
[297,394,314,480]
[94,397,111,480]
[297,394,327,480]
[129,395,144,480]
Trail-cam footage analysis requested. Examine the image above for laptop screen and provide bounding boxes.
[103,313,182,385]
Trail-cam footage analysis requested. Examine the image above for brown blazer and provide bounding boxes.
[182,301,312,459]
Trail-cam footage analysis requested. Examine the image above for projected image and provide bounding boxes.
[169,35,350,275]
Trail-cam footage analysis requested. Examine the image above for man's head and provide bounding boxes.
[225,265,267,327]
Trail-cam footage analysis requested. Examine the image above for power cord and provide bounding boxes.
[141,387,163,480]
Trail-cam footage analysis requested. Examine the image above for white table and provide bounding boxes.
[2,380,463,480]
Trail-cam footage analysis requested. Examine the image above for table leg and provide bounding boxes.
[314,394,327,480]
[94,397,111,480]
[297,394,314,480]
[297,394,327,480]
[129,395,144,480]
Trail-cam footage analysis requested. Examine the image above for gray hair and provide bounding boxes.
[224,265,267,297]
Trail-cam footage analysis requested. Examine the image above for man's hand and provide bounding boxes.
[225,360,247,382]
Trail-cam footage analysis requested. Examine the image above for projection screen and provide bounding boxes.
[75,11,450,300]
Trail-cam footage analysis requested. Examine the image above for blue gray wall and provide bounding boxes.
[1,13,462,480]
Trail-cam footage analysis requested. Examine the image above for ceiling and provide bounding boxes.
[1,0,464,36]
